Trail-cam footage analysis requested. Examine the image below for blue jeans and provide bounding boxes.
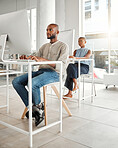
[12,69,59,107]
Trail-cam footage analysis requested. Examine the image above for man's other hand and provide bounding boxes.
[28,56,45,62]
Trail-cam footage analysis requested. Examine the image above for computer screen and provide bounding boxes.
[0,10,31,55]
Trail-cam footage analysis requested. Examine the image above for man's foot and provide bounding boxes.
[32,105,45,127]
[25,102,44,119]
[25,111,35,119]
[36,102,44,110]
[34,109,45,126]
[72,85,79,91]
[63,94,72,99]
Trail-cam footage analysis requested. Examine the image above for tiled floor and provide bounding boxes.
[0,76,118,148]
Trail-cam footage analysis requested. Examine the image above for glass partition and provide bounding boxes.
[84,0,118,79]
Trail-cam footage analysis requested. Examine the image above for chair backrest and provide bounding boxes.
[88,54,94,75]
[80,55,94,77]
[58,29,75,56]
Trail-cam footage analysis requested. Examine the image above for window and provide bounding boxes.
[84,0,109,75]
[85,11,91,19]
[83,0,118,76]
[85,0,91,19]
[94,0,99,11]
[106,0,108,8]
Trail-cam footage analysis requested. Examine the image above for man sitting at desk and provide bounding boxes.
[12,23,68,126]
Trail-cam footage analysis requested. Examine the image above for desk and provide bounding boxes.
[0,61,23,112]
[0,60,62,148]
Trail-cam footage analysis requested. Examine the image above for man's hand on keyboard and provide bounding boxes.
[28,56,45,62]
[20,55,34,60]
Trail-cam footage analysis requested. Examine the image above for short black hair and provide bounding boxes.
[79,37,86,41]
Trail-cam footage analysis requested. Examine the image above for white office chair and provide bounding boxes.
[21,29,75,125]
[65,54,96,107]
[79,57,96,103]
[81,67,96,100]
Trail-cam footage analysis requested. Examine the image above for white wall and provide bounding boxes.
[0,0,16,14]
[0,0,36,15]
[0,0,55,50]
[0,0,26,14]
[0,0,81,50]
[55,0,65,31]
[65,0,79,48]
[36,0,55,49]
[55,0,81,49]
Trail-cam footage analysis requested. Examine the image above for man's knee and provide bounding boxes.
[12,77,20,88]
[30,80,42,90]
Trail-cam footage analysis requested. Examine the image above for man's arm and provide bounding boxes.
[29,56,56,68]
[19,44,44,60]
[28,43,68,70]
[20,44,56,67]
[26,44,56,68]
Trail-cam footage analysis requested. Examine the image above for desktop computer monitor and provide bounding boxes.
[0,10,31,55]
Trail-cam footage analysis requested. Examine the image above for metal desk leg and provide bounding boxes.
[59,62,62,132]
[6,64,9,113]
[28,63,33,148]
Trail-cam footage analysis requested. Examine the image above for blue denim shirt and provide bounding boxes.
[75,48,90,65]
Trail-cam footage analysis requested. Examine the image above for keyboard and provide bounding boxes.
[8,59,35,62]
[16,59,35,62]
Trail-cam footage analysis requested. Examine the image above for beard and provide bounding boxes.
[47,34,56,39]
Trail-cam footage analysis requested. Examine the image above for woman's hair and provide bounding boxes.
[79,37,86,41]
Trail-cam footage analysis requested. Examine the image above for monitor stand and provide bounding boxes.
[0,34,8,62]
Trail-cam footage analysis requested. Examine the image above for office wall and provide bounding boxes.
[55,0,81,49]
[55,0,65,31]
[0,0,36,14]
[0,0,55,50]
[36,0,55,49]
[0,0,16,14]
[0,0,81,49]
[65,0,79,48]
[0,0,25,14]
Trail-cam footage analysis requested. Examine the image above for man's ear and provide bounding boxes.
[57,30,59,34]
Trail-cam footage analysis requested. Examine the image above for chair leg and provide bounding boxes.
[21,85,70,125]
[43,86,47,126]
[21,107,28,119]
[51,85,72,116]
[83,77,85,98]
